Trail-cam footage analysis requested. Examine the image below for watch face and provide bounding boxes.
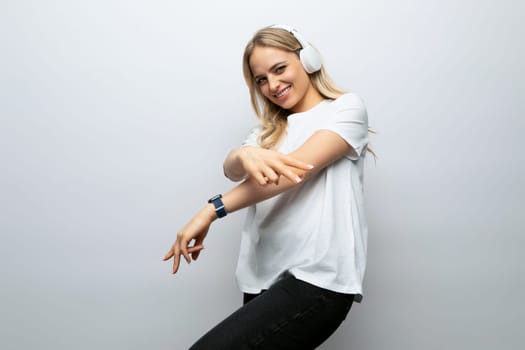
[209,194,222,203]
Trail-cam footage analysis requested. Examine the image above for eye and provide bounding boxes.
[255,77,267,85]
[275,65,286,74]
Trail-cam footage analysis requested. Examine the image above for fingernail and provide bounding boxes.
[295,176,302,183]
[308,164,314,169]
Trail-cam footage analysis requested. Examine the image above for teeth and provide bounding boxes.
[276,86,290,98]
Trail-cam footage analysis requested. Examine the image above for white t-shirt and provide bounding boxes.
[235,93,369,302]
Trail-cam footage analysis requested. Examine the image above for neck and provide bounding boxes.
[291,87,324,113]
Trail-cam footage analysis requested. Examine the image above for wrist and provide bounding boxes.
[203,203,218,223]
[235,147,248,166]
[208,194,228,219]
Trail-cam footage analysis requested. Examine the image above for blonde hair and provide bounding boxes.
[242,26,376,157]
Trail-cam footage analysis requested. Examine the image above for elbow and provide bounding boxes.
[223,165,245,182]
[223,149,246,182]
[223,168,237,182]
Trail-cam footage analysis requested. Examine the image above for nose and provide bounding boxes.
[267,74,280,92]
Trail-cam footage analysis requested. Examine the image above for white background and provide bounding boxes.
[1,0,524,349]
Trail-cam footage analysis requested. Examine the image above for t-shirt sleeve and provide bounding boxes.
[241,125,262,147]
[322,93,369,160]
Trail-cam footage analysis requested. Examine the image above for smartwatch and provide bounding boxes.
[208,194,227,218]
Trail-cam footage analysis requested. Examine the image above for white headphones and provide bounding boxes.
[270,24,323,74]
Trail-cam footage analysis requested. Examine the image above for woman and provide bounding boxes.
[163,24,372,349]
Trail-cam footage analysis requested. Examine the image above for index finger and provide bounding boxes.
[179,238,191,264]
[280,154,314,171]
[172,245,181,274]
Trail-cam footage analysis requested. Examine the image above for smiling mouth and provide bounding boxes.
[274,86,291,98]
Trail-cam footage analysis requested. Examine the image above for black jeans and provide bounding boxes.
[189,273,354,350]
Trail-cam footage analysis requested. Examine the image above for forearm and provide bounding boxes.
[220,130,350,215]
[221,169,307,214]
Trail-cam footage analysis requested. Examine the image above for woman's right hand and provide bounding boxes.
[162,205,215,274]
[235,146,314,186]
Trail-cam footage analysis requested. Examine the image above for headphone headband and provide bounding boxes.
[270,24,322,74]
[270,24,310,50]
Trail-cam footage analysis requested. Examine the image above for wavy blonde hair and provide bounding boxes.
[242,26,376,156]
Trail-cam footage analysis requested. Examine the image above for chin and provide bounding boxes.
[277,97,298,111]
[286,101,303,112]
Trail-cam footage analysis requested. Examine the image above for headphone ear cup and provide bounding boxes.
[270,24,323,73]
[299,46,322,74]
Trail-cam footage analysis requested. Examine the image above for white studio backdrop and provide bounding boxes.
[1,0,523,349]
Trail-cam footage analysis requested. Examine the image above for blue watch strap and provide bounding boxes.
[208,194,227,218]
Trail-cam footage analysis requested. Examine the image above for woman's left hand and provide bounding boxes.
[162,205,216,274]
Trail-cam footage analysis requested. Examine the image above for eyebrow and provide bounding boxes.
[253,61,288,80]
